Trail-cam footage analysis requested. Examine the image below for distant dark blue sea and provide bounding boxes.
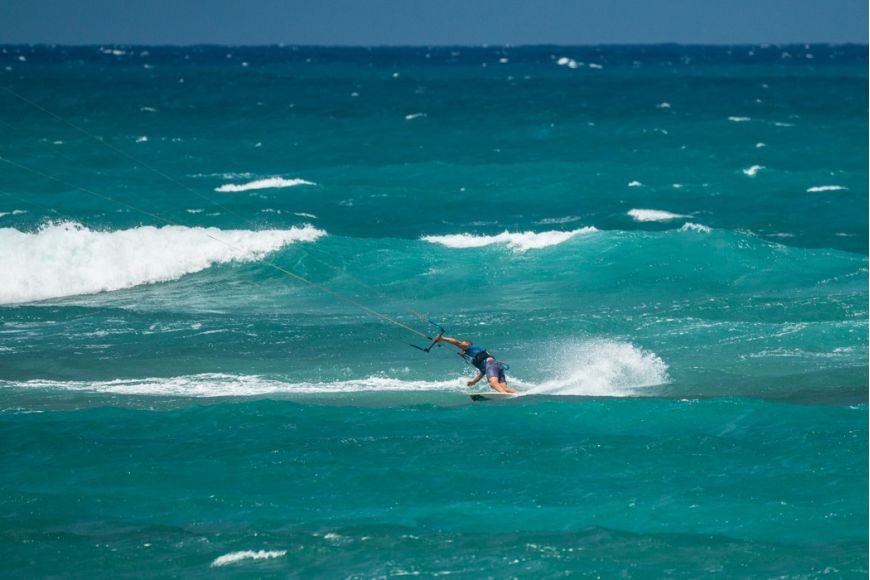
[1,45,867,577]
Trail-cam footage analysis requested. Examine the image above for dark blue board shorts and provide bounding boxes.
[485,359,506,383]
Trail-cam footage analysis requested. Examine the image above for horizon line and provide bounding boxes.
[2,41,867,48]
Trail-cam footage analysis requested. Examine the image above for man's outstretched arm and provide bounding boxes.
[467,371,485,386]
[436,335,470,350]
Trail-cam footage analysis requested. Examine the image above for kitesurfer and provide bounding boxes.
[435,335,518,393]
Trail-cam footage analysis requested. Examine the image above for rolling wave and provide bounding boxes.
[0,221,325,304]
[421,227,598,251]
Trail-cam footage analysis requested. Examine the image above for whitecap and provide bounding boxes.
[404,112,426,120]
[211,550,286,567]
[0,222,325,304]
[742,165,764,177]
[807,185,847,193]
[215,177,315,193]
[534,216,582,225]
[421,227,597,252]
[656,103,671,109]
[728,116,751,122]
[679,222,711,233]
[135,136,148,143]
[627,181,643,187]
[627,208,688,222]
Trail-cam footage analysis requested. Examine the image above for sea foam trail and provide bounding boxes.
[215,177,315,192]
[627,209,689,222]
[0,222,325,304]
[421,227,597,252]
[1,375,469,397]
[519,340,669,397]
[0,348,667,396]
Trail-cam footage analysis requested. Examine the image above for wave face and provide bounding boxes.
[1,226,864,402]
[0,222,324,304]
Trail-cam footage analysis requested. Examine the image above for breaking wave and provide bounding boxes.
[0,222,325,304]
[421,227,598,252]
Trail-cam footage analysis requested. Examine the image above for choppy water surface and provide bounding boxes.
[1,45,867,577]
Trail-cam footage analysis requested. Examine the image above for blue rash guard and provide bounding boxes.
[464,343,490,373]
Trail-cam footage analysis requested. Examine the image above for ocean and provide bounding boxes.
[0,44,867,577]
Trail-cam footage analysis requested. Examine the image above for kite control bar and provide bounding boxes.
[409,320,446,353]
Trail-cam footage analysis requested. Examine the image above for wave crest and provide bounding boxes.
[627,209,689,222]
[0,222,325,304]
[421,227,597,252]
[215,177,315,192]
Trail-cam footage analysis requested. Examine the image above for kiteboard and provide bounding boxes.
[470,392,520,402]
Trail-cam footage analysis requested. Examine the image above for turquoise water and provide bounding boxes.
[1,45,867,576]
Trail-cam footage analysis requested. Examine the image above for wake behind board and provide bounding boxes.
[470,392,520,402]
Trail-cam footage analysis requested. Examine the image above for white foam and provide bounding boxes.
[556,56,581,68]
[728,116,751,122]
[1,374,466,397]
[0,222,325,304]
[140,106,157,112]
[211,550,286,567]
[656,102,671,109]
[627,209,688,222]
[742,165,764,177]
[294,212,318,219]
[534,216,582,225]
[215,178,315,193]
[521,340,669,397]
[807,185,847,193]
[135,136,148,143]
[627,181,643,187]
[421,227,597,252]
[2,356,669,398]
[679,222,712,233]
[404,112,426,120]
[0,210,25,218]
